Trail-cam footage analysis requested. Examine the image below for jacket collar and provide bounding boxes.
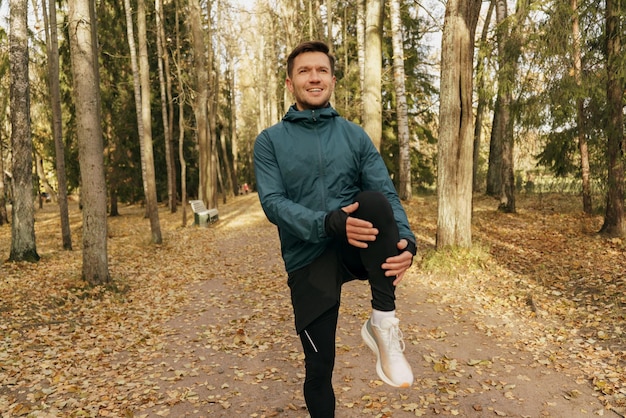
[283,104,339,123]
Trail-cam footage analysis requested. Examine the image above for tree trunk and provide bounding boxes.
[137,0,163,244]
[390,0,411,201]
[363,0,383,150]
[189,0,210,207]
[67,0,110,284]
[9,0,39,262]
[436,0,482,249]
[156,0,177,213]
[175,1,187,227]
[473,0,494,193]
[42,0,72,250]
[356,0,365,121]
[599,0,625,236]
[123,0,149,210]
[571,0,592,214]
[207,3,219,210]
[494,0,516,213]
[0,128,8,225]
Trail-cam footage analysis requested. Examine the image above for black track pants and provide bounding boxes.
[299,304,339,418]
[341,190,400,311]
[294,191,402,417]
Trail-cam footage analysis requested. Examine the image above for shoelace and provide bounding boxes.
[385,323,406,354]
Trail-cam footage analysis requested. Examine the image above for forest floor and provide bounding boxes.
[1,192,625,418]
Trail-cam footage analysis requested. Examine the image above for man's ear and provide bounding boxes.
[285,77,294,93]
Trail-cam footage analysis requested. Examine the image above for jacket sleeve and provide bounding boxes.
[358,134,416,245]
[253,131,329,243]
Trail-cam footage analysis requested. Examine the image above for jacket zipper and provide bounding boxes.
[312,110,327,210]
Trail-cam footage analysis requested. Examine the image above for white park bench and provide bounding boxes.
[189,200,219,226]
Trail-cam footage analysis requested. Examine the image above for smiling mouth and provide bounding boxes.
[308,88,323,93]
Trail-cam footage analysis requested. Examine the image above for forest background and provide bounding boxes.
[0,0,625,415]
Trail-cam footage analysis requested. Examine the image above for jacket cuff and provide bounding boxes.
[324,209,348,238]
[402,238,417,256]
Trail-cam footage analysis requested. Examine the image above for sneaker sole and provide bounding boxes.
[361,320,411,388]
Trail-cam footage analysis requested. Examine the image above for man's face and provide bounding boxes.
[286,51,336,111]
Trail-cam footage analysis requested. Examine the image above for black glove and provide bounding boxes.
[324,209,349,238]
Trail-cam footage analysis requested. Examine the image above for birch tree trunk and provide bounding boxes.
[599,0,625,236]
[390,0,411,201]
[42,0,72,250]
[67,0,110,284]
[363,0,383,150]
[122,0,149,211]
[137,0,163,243]
[9,0,39,262]
[436,0,482,249]
[571,0,592,214]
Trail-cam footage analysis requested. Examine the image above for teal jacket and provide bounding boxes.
[254,104,415,273]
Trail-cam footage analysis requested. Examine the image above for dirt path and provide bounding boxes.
[136,194,607,418]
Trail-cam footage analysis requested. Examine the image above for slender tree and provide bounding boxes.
[9,0,39,262]
[137,0,163,243]
[599,0,624,236]
[363,0,383,150]
[174,0,187,227]
[123,0,149,212]
[356,0,365,121]
[42,0,72,250]
[493,0,517,213]
[437,0,482,249]
[156,0,177,213]
[390,0,411,200]
[571,0,592,214]
[0,28,10,226]
[189,0,210,207]
[473,0,494,192]
[67,0,110,284]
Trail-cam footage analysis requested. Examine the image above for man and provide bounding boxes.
[254,40,416,417]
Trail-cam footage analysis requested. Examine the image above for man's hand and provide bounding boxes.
[342,202,378,248]
[382,239,414,286]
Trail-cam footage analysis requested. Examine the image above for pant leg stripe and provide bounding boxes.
[304,330,319,353]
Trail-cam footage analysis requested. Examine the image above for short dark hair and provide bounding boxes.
[287,41,335,78]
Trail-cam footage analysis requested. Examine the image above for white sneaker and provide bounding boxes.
[361,317,413,388]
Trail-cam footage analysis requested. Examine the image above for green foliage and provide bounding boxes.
[522,0,619,192]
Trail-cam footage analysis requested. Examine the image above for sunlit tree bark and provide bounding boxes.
[437,0,482,249]
[9,0,39,262]
[67,0,110,284]
[137,0,163,243]
[363,0,383,150]
[123,0,149,211]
